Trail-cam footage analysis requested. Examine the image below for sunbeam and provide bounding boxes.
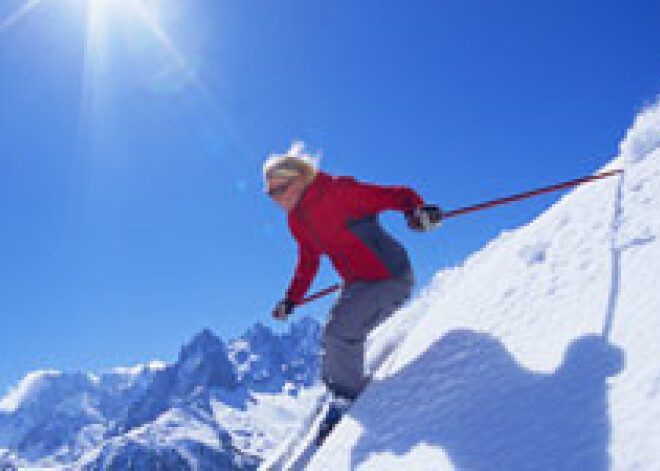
[82,0,203,95]
[0,0,43,33]
[128,0,188,70]
[1,0,196,86]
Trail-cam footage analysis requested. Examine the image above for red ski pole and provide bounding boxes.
[297,168,623,306]
[298,283,342,306]
[442,169,623,219]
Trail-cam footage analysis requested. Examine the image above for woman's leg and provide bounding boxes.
[321,272,413,400]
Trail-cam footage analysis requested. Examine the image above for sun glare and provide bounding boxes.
[82,0,190,71]
[0,0,187,68]
[1,0,204,121]
[85,0,113,49]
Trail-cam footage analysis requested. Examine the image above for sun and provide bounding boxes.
[84,0,189,71]
[1,0,203,115]
[1,0,187,70]
[84,0,160,51]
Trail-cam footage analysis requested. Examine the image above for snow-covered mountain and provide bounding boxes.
[0,317,322,470]
[304,101,660,470]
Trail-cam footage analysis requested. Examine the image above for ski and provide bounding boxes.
[277,400,332,470]
[259,391,329,471]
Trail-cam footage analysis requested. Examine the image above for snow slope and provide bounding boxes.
[307,100,660,470]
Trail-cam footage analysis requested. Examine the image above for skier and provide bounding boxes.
[264,142,441,444]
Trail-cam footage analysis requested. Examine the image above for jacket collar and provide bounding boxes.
[290,172,331,216]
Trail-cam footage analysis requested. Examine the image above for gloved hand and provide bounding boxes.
[272,299,296,320]
[405,204,442,232]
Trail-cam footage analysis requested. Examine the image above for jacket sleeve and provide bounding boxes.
[340,177,425,219]
[285,218,322,304]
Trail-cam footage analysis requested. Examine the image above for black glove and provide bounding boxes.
[405,204,442,232]
[272,299,296,320]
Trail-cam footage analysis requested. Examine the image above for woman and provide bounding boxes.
[264,142,441,442]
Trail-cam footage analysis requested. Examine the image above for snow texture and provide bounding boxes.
[306,100,660,470]
[0,319,322,470]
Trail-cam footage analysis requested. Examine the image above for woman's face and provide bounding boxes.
[266,174,307,212]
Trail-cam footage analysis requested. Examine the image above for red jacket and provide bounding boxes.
[285,172,424,303]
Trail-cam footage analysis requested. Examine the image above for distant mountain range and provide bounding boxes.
[0,317,322,470]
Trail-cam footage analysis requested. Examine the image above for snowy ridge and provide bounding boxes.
[108,361,168,378]
[307,100,660,470]
[0,371,63,414]
[0,318,322,470]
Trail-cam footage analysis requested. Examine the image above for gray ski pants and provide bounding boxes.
[322,270,414,400]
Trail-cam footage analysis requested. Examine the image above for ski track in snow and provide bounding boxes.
[307,101,660,470]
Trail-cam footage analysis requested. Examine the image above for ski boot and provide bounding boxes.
[316,395,352,446]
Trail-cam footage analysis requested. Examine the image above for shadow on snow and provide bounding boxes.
[349,330,625,470]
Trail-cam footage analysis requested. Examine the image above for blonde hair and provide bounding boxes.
[262,141,320,190]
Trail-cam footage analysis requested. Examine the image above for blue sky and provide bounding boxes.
[0,0,659,394]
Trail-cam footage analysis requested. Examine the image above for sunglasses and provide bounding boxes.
[267,178,296,198]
